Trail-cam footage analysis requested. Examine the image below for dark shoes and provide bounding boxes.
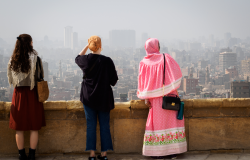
[18,149,27,160]
[89,157,96,160]
[169,154,177,159]
[28,148,36,160]
[19,148,36,160]
[150,154,177,159]
[97,155,108,160]
[150,156,164,159]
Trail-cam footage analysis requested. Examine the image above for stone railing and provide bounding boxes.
[0,99,250,154]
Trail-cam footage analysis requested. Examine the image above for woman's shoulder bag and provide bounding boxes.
[36,56,49,102]
[162,53,180,111]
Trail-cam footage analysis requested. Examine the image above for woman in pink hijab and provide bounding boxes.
[137,38,187,159]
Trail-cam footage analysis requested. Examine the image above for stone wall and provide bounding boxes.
[0,99,250,154]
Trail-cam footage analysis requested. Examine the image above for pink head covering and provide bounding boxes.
[137,38,182,99]
[145,38,160,56]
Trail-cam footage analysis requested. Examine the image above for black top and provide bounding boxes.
[75,53,118,112]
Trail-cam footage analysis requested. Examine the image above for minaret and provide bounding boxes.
[59,61,62,79]
[205,66,210,85]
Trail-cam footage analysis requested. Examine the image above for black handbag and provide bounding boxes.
[162,53,180,111]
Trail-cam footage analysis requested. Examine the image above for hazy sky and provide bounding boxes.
[1,0,250,42]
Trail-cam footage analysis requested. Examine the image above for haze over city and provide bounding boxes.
[1,0,250,101]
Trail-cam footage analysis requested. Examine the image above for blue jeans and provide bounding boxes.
[83,105,113,152]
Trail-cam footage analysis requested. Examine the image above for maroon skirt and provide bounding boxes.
[9,86,46,131]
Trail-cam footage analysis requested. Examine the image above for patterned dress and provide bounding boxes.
[137,38,187,156]
[143,92,187,156]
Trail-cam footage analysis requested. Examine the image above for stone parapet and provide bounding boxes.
[0,98,250,154]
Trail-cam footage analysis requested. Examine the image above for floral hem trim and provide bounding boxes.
[143,128,186,146]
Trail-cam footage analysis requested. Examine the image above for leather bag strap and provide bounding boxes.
[37,56,44,81]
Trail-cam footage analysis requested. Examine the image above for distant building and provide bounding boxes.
[71,32,78,50]
[198,70,206,85]
[224,32,231,46]
[241,58,250,79]
[119,93,128,102]
[230,81,250,98]
[183,75,199,94]
[188,42,201,50]
[0,54,3,68]
[219,52,237,72]
[225,66,238,79]
[198,60,208,70]
[109,30,136,48]
[64,26,73,48]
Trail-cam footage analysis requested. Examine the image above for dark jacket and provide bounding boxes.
[75,53,118,112]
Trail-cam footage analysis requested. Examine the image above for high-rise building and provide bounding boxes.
[224,32,231,46]
[43,61,49,82]
[71,32,78,50]
[0,54,3,68]
[219,52,237,72]
[64,26,73,48]
[109,30,136,48]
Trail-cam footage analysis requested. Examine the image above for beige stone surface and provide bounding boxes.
[239,154,250,160]
[4,102,11,112]
[189,118,250,150]
[182,99,193,108]
[0,111,7,120]
[130,100,148,110]
[110,107,131,119]
[223,98,250,107]
[3,153,250,160]
[0,121,23,154]
[206,154,239,160]
[192,107,221,117]
[45,111,69,120]
[66,101,84,110]
[210,149,243,153]
[0,101,5,111]
[115,102,131,110]
[114,119,146,153]
[193,99,223,108]
[131,109,149,119]
[37,120,86,153]
[67,110,85,119]
[43,101,67,110]
[220,107,250,117]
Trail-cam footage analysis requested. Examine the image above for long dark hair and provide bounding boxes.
[10,34,37,73]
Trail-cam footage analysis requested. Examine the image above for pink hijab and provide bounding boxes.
[137,38,182,99]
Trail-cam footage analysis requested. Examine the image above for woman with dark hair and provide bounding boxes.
[137,38,187,159]
[75,36,118,160]
[7,34,46,160]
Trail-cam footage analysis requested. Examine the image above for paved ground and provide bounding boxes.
[1,153,250,160]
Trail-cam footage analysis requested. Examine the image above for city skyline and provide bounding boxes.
[1,0,250,43]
